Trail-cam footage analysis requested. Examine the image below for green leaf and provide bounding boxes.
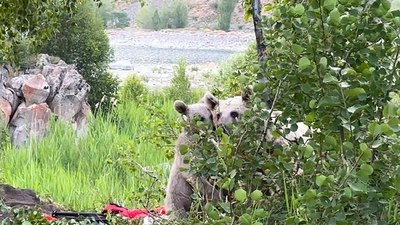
[234,188,247,202]
[298,57,311,70]
[323,74,339,83]
[218,202,231,213]
[343,142,353,151]
[328,8,341,24]
[316,175,327,187]
[239,213,252,225]
[368,122,382,137]
[342,68,357,76]
[382,0,393,10]
[339,15,357,25]
[325,135,337,146]
[292,44,304,54]
[343,187,352,198]
[388,118,400,132]
[348,182,367,192]
[324,0,337,10]
[360,143,372,161]
[319,57,328,68]
[254,208,268,219]
[344,88,366,99]
[22,222,32,225]
[309,99,317,109]
[303,188,317,200]
[359,163,374,176]
[179,145,189,154]
[250,190,263,201]
[383,103,397,117]
[293,4,305,15]
[304,145,314,158]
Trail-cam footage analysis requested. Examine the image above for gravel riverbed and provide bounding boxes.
[107,28,254,90]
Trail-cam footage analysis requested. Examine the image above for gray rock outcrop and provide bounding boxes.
[0,54,91,147]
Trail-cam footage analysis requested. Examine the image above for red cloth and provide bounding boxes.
[103,203,166,219]
[43,214,57,221]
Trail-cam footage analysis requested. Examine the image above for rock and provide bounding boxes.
[8,75,31,98]
[73,101,91,136]
[0,97,12,125]
[109,59,134,70]
[50,95,82,121]
[0,66,9,85]
[9,103,51,147]
[21,74,50,106]
[49,68,90,122]
[2,54,91,147]
[0,184,60,221]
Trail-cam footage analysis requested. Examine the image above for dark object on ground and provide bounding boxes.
[0,183,60,220]
[52,211,108,224]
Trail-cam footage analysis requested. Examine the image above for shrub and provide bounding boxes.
[170,0,188,28]
[217,0,238,31]
[136,4,158,30]
[135,0,188,30]
[41,0,119,112]
[98,0,130,28]
[166,59,192,103]
[212,42,259,97]
[186,0,400,224]
[119,73,149,103]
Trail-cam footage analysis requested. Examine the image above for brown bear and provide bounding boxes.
[164,93,225,218]
[203,88,312,145]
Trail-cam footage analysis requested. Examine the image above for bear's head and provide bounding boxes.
[174,92,219,130]
[214,87,253,127]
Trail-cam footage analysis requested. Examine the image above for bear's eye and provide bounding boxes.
[230,111,239,119]
[216,112,221,120]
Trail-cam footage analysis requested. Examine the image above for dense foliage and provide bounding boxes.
[0,0,102,72]
[190,0,400,224]
[217,0,239,31]
[41,0,118,111]
[136,0,188,30]
[98,0,130,28]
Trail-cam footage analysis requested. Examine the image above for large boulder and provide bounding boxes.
[9,103,51,147]
[0,97,12,125]
[2,54,91,147]
[21,74,50,106]
[0,184,60,221]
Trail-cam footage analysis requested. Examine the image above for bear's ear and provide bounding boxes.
[200,91,219,110]
[174,100,188,115]
[241,85,254,101]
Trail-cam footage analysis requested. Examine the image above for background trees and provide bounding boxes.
[41,0,118,111]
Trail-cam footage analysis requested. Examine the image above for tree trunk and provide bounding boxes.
[251,0,267,62]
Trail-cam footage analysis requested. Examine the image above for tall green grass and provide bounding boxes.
[0,91,187,211]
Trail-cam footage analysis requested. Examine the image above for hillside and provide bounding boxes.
[112,0,271,31]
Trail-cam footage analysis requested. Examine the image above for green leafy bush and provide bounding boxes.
[136,0,188,30]
[119,74,148,103]
[41,0,119,112]
[217,0,238,31]
[212,42,259,97]
[166,59,192,103]
[179,0,400,224]
[98,0,130,29]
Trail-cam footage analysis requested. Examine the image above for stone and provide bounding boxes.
[0,97,12,125]
[2,54,91,147]
[21,74,50,106]
[50,94,81,121]
[109,59,134,70]
[0,184,60,221]
[9,102,51,146]
[8,75,31,98]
